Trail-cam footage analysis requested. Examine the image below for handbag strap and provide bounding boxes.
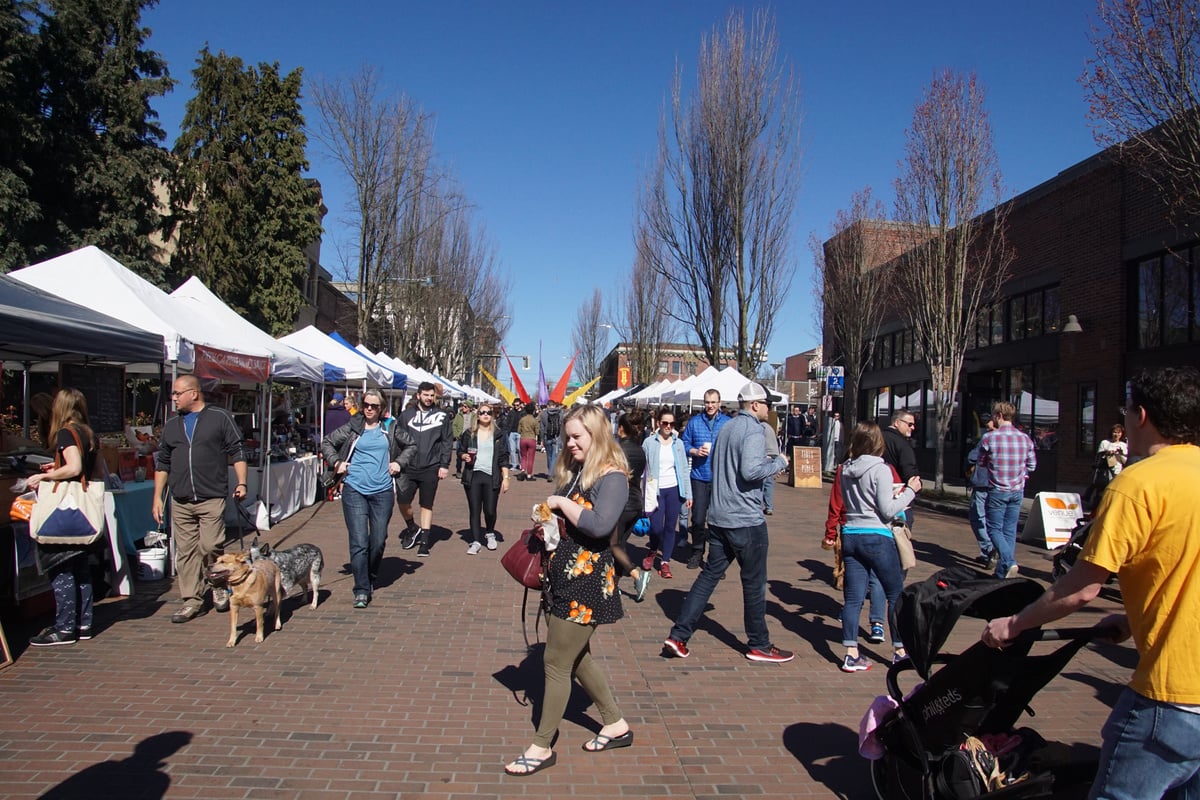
[54,425,93,492]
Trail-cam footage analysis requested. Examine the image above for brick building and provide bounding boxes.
[827,149,1200,495]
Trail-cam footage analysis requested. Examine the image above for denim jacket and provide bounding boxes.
[642,431,692,500]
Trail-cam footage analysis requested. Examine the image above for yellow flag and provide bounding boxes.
[563,376,601,406]
[478,365,517,404]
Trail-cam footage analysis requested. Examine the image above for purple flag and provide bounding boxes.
[537,342,549,405]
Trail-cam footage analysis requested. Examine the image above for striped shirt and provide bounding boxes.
[979,424,1037,492]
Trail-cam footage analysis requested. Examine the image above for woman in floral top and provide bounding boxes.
[504,404,632,777]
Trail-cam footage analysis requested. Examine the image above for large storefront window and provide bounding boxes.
[1004,363,1058,450]
[1135,247,1199,349]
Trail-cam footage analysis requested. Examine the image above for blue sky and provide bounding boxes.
[142,1,1102,385]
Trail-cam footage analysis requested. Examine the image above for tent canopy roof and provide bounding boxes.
[0,274,165,364]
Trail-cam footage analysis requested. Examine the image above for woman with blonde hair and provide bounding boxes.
[458,403,510,554]
[836,421,920,672]
[26,388,101,646]
[505,404,633,776]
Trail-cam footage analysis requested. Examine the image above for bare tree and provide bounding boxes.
[570,288,605,384]
[812,187,899,432]
[1082,0,1200,218]
[639,8,801,375]
[312,68,510,377]
[622,223,677,385]
[894,70,1013,492]
[310,68,433,347]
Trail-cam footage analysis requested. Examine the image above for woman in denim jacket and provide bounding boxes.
[640,406,692,579]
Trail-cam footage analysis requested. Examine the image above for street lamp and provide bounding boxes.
[770,362,783,390]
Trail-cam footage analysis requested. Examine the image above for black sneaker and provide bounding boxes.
[686,552,703,570]
[417,539,431,558]
[353,594,369,609]
[77,626,94,641]
[30,627,77,647]
[400,523,419,550]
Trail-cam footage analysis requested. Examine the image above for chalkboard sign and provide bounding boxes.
[60,363,125,433]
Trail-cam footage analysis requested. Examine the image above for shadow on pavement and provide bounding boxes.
[782,721,871,799]
[36,730,192,800]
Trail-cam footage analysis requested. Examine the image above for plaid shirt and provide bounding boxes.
[979,424,1037,492]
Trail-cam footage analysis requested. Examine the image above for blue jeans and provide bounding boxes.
[867,572,885,625]
[763,472,775,512]
[968,487,992,558]
[668,522,771,651]
[985,489,1023,577]
[688,479,712,555]
[507,432,521,470]
[544,437,559,475]
[1090,687,1200,799]
[340,485,393,597]
[840,533,905,647]
[648,488,683,565]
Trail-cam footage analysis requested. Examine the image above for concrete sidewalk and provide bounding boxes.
[0,471,1131,799]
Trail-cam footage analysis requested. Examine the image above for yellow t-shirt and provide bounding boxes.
[1081,444,1200,704]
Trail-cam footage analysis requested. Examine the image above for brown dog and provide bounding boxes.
[207,552,282,647]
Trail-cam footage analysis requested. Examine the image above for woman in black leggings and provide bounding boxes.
[458,404,511,554]
[613,409,651,601]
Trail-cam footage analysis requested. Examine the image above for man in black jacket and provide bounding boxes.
[396,382,454,557]
[153,375,248,624]
[883,410,920,527]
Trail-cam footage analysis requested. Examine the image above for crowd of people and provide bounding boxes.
[19,365,1199,792]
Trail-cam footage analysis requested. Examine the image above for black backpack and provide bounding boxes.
[544,409,561,439]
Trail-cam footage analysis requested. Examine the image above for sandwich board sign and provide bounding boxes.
[1020,492,1083,550]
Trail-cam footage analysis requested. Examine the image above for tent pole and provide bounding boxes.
[21,363,31,440]
[262,382,272,529]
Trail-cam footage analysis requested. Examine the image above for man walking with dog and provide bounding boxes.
[396,381,454,558]
[153,375,248,624]
[982,367,1200,799]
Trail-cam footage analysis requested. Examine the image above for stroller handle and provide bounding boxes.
[1035,625,1121,642]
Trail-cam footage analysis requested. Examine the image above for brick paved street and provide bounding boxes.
[0,471,1131,799]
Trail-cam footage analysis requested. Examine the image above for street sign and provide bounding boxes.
[827,366,844,392]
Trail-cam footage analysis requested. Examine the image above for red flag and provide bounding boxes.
[503,349,531,404]
[550,352,577,403]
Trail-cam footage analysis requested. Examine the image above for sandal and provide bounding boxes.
[582,731,634,752]
[504,751,557,776]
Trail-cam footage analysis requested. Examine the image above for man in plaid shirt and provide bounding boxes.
[979,401,1037,579]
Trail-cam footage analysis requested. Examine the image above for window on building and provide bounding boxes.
[1033,361,1059,451]
[658,361,668,374]
[1135,247,1199,349]
[671,360,682,375]
[1044,287,1061,334]
[1009,295,1027,341]
[1078,382,1097,456]
[880,334,893,368]
[1026,291,1043,338]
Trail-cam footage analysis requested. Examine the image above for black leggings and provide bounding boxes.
[463,471,500,544]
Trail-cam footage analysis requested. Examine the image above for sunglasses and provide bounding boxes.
[659,420,675,427]
[478,409,493,415]
[363,402,381,409]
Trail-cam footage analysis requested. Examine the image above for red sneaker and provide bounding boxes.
[658,562,673,579]
[663,638,690,658]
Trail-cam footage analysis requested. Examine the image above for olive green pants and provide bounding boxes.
[534,614,622,748]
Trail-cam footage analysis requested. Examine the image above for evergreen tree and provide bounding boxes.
[0,0,172,276]
[169,49,321,335]
[0,0,41,270]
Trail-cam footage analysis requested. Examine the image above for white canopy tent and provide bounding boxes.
[661,366,722,407]
[279,326,392,386]
[10,246,273,372]
[591,388,627,406]
[629,379,673,406]
[171,277,329,383]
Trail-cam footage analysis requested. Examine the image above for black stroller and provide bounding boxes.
[867,567,1112,799]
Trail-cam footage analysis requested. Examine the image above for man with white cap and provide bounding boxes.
[663,381,793,663]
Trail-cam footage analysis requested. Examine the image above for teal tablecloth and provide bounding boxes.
[112,480,159,555]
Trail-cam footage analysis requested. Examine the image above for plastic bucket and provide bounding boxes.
[136,547,168,581]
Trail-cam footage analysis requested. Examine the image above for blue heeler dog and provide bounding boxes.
[256,541,324,610]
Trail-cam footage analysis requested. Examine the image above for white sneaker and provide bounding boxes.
[485,533,498,551]
[467,541,482,555]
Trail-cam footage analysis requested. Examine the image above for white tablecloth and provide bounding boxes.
[225,454,320,530]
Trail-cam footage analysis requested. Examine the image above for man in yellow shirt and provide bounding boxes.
[982,366,1200,799]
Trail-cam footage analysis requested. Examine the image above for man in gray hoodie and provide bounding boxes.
[664,382,792,663]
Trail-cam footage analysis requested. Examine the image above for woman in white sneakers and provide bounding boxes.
[458,404,510,554]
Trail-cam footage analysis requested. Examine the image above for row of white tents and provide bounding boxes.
[592,365,790,409]
[7,245,498,405]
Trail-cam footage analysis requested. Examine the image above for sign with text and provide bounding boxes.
[827,365,844,393]
[618,366,631,389]
[790,446,823,489]
[1020,492,1083,550]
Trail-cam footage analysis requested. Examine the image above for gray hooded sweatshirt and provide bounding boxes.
[840,454,916,533]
